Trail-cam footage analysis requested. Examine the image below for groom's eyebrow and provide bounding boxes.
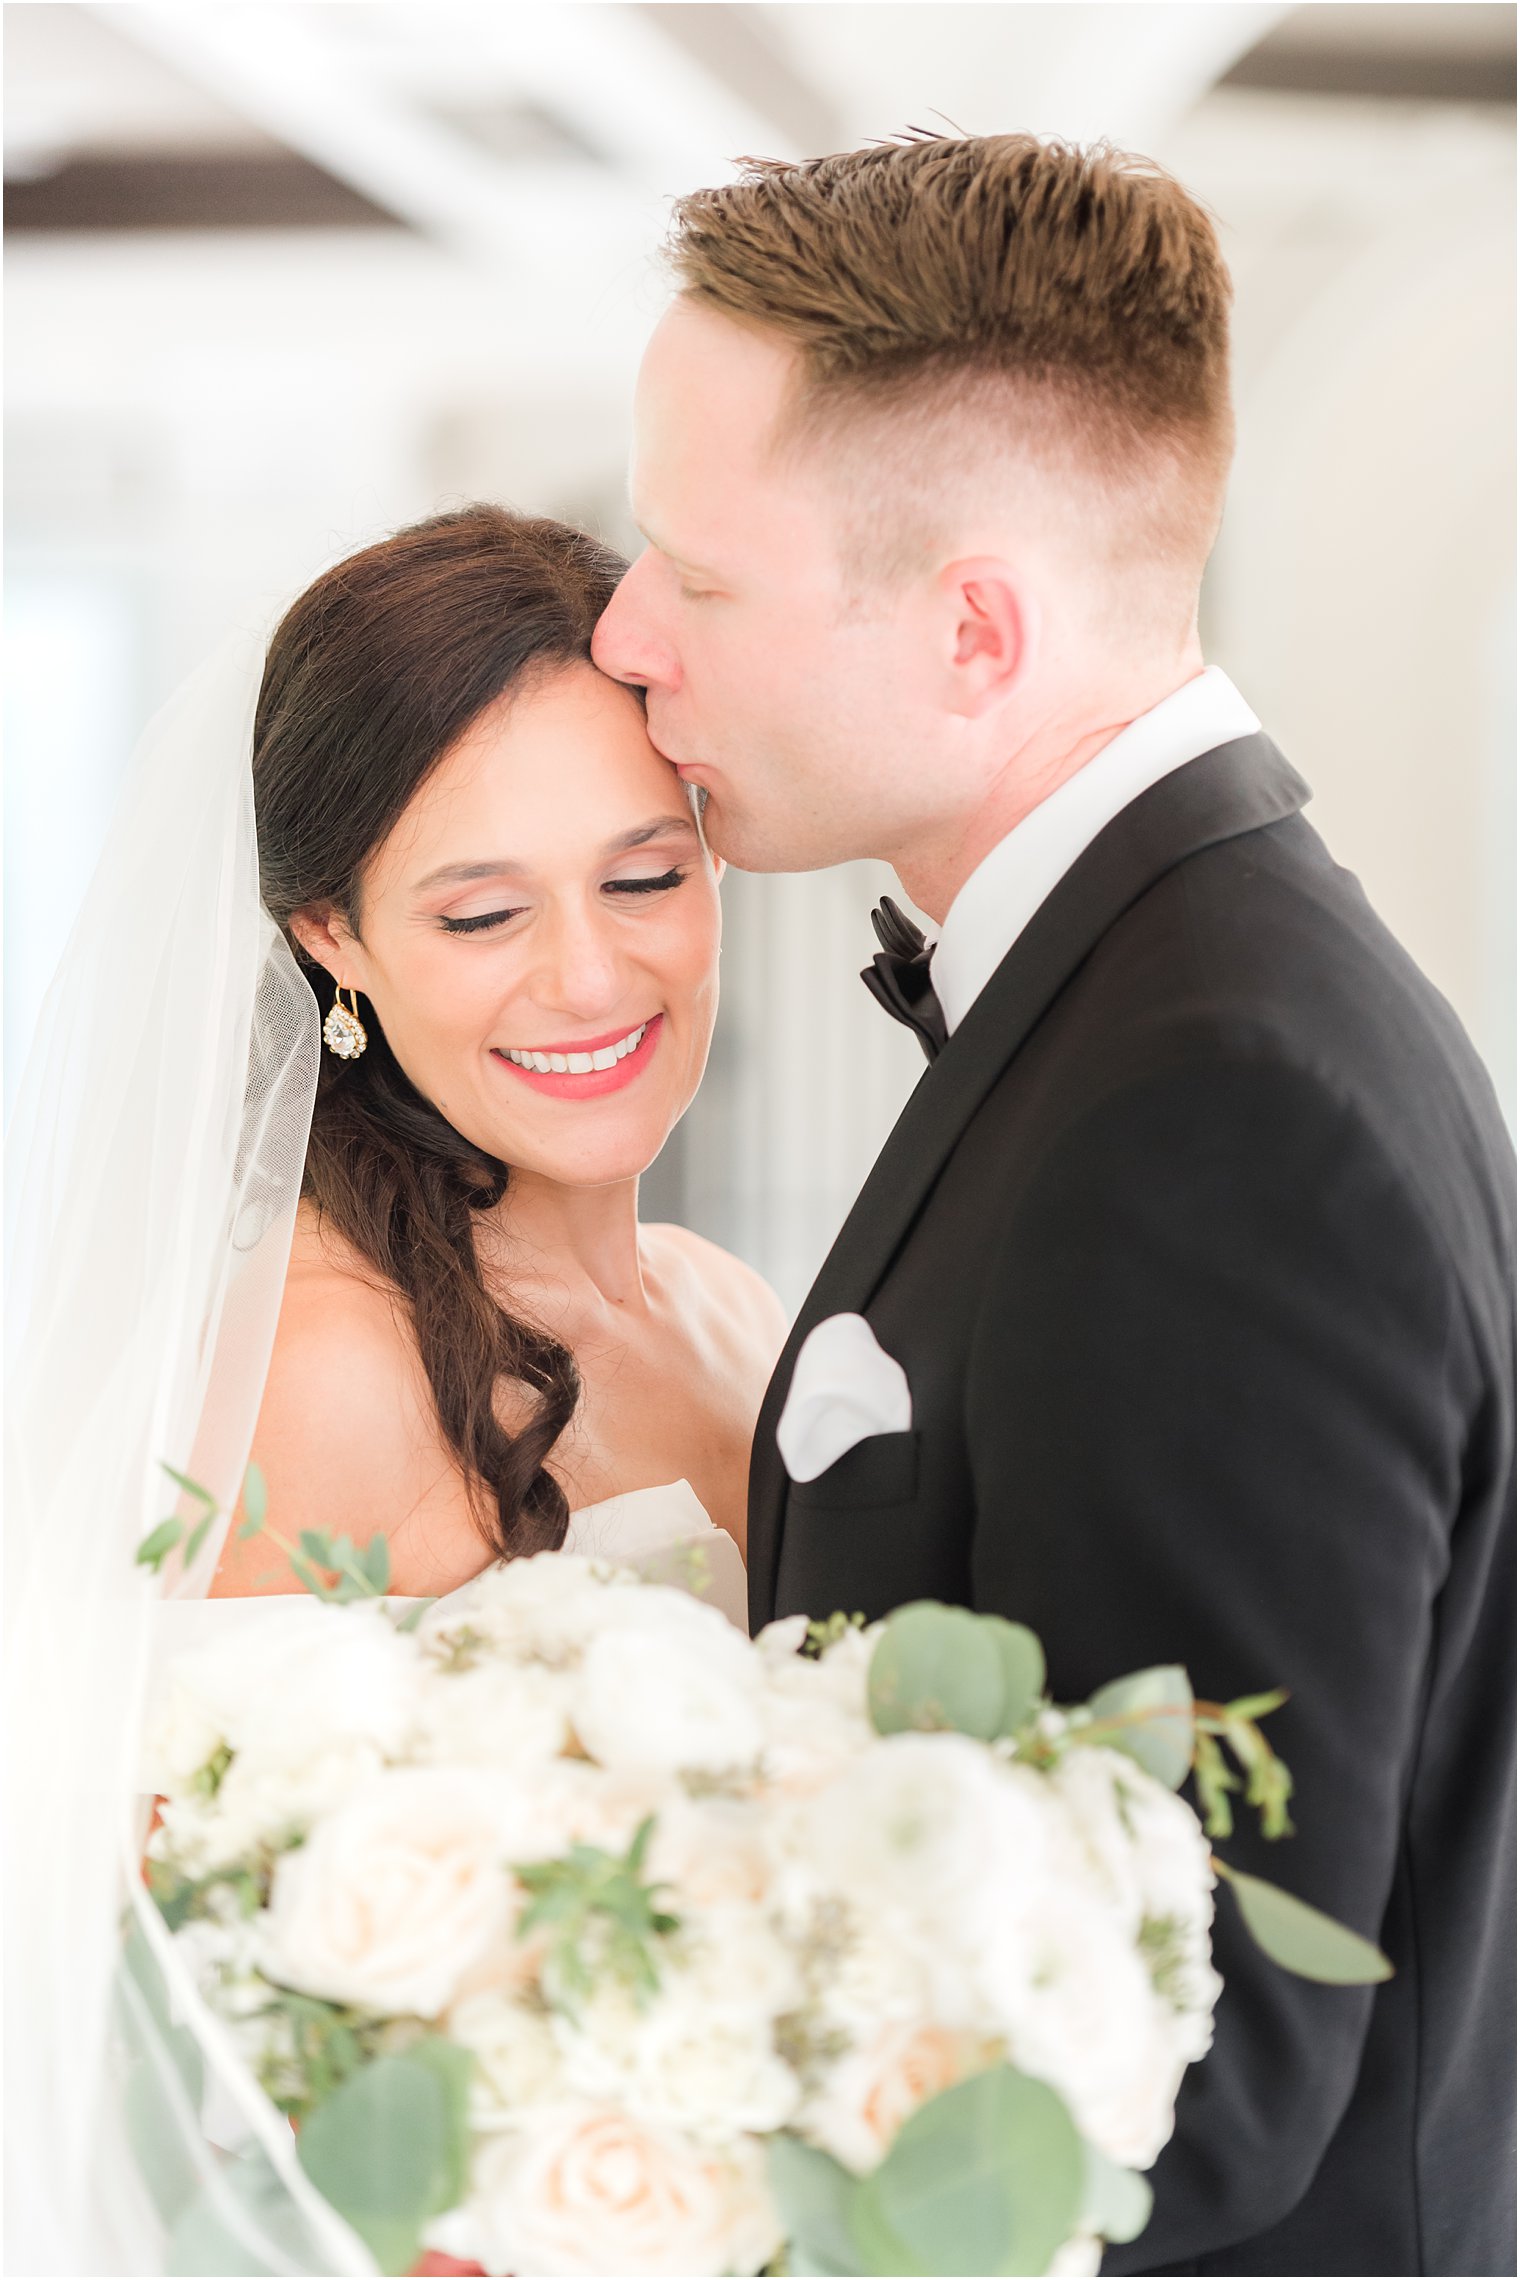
[634,516,717,577]
[414,817,698,891]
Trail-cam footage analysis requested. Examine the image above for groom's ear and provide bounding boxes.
[938,559,1032,720]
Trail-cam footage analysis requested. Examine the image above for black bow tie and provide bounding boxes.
[861,896,947,1063]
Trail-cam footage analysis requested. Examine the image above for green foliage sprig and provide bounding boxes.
[135,1461,431,1625]
[514,1813,680,2015]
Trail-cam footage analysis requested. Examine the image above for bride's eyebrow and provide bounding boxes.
[413,817,698,893]
[606,815,701,854]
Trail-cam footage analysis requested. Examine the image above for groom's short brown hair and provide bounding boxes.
[667,133,1234,589]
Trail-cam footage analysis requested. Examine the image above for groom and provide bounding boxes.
[593,135,1515,2276]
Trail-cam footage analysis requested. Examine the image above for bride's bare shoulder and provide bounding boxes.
[209,1201,490,1599]
[644,1221,791,1353]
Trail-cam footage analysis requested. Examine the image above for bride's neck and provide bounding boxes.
[480,1167,647,1311]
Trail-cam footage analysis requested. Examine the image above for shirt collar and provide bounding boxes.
[931,667,1261,1035]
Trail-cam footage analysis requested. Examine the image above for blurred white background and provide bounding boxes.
[6,0,1514,1306]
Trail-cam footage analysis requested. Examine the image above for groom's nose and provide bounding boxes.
[592,553,680,695]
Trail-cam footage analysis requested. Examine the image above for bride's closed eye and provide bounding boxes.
[605,866,689,897]
[437,868,690,935]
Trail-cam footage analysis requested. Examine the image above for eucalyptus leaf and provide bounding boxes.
[981,1617,1046,1736]
[855,2063,1085,2277]
[1214,1862,1393,1985]
[393,1596,433,1634]
[768,2134,862,2277]
[362,1534,392,1595]
[182,1511,214,1567]
[296,2048,464,2274]
[135,1518,183,1572]
[868,1603,1006,1740]
[1081,2142,1153,2245]
[1084,1666,1194,1789]
[404,2037,473,2210]
[242,1462,269,1529]
[849,2180,926,2276]
[161,1463,217,1510]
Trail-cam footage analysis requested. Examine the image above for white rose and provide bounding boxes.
[803,2022,998,2174]
[498,1759,670,1864]
[646,1797,772,1909]
[470,2105,782,2277]
[572,1610,765,1777]
[449,1988,566,2125]
[259,1765,517,2017]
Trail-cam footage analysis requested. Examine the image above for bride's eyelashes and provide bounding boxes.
[436,868,690,936]
[438,906,526,936]
[604,865,689,898]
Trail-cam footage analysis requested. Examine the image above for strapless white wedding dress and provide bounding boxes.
[151,1478,749,1671]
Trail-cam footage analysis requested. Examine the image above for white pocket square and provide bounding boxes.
[776,1313,913,1484]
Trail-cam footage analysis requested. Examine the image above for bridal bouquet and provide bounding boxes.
[138,1509,1387,2278]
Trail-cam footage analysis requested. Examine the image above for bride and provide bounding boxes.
[219,503,783,1603]
[4,504,785,2275]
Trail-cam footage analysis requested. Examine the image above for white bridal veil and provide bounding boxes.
[4,634,372,2274]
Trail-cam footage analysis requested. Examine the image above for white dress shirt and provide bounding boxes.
[931,666,1261,1035]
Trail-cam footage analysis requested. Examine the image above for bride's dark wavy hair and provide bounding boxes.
[253,504,627,1560]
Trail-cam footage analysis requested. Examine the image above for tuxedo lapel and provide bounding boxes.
[748,732,1309,1619]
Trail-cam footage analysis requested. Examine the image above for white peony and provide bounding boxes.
[449,1988,566,2125]
[776,1734,1061,2026]
[144,1599,422,1797]
[1049,2234,1105,2276]
[1050,1746,1222,2065]
[994,1881,1181,2169]
[258,1765,518,2017]
[755,1631,878,1797]
[422,1554,639,1660]
[547,1902,799,2145]
[753,1614,810,1666]
[154,1736,387,1873]
[469,2104,782,2278]
[571,1605,765,1777]
[406,1656,573,1772]
[634,1905,801,2142]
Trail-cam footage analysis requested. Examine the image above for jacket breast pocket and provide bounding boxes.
[788,1429,920,1512]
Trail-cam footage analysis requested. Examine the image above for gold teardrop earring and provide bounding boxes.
[322,984,368,1062]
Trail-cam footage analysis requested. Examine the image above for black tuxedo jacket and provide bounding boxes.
[748,736,1515,2277]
